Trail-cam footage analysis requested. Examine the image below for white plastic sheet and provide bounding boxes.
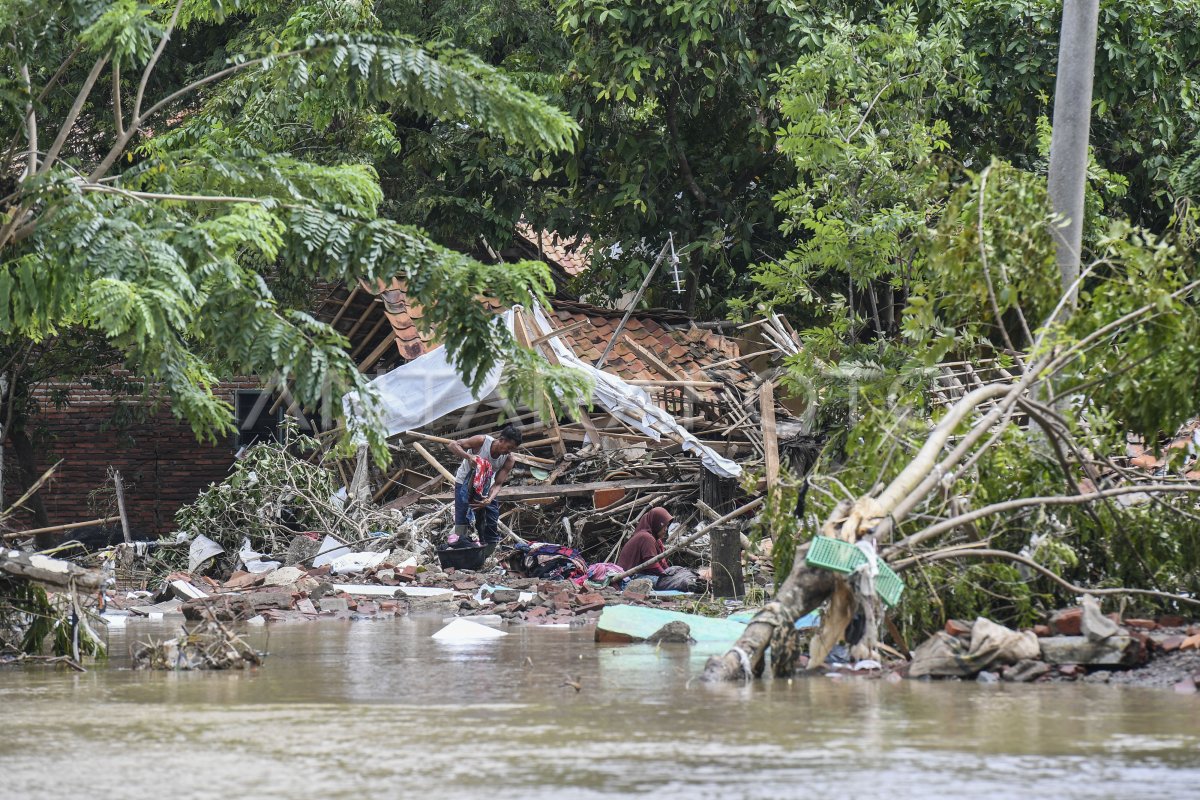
[343,312,511,437]
[311,534,351,568]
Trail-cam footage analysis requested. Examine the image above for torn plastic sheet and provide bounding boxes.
[188,535,224,573]
[239,538,281,574]
[328,551,387,575]
[342,312,511,438]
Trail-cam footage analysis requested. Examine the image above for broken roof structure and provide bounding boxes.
[343,305,743,478]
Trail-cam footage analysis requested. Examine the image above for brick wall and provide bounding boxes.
[3,378,263,537]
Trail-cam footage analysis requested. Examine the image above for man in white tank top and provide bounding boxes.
[445,424,522,546]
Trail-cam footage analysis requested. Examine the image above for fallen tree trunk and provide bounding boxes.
[0,548,104,591]
[701,543,834,680]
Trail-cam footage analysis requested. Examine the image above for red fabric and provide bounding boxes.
[470,455,494,497]
[617,530,667,575]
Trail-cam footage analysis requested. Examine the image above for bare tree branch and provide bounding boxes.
[112,58,125,139]
[885,482,1200,556]
[89,50,295,181]
[132,0,185,121]
[18,63,37,179]
[898,547,1200,607]
[39,52,111,175]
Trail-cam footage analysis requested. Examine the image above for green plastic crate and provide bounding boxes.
[805,535,905,607]
[874,562,905,608]
[805,535,866,574]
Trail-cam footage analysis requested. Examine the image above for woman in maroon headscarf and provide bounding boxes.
[616,506,673,578]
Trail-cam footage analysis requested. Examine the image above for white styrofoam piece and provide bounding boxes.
[329,551,387,575]
[312,535,351,568]
[397,586,455,597]
[432,618,508,640]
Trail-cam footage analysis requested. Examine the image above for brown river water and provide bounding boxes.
[2,615,1199,799]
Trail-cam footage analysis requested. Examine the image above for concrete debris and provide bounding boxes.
[645,621,695,645]
[1040,636,1142,666]
[1001,659,1051,683]
[1081,595,1120,642]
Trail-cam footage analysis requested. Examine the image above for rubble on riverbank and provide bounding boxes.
[101,551,740,629]
[905,608,1200,689]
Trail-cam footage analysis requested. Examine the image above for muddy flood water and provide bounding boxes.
[3,615,1199,799]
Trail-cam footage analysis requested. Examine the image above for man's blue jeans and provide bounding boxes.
[454,481,501,545]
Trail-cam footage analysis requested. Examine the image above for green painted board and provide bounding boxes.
[596,604,748,644]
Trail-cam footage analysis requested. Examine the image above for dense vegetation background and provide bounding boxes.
[3,0,1199,633]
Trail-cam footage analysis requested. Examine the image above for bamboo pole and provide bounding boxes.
[2,516,121,540]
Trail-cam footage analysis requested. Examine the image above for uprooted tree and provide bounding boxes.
[705,159,1200,679]
[700,6,1200,681]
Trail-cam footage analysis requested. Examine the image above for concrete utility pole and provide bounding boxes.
[1046,0,1100,304]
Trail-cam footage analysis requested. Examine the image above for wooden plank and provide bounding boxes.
[555,426,744,456]
[111,470,132,544]
[627,379,722,388]
[343,297,379,342]
[412,442,456,484]
[402,431,557,466]
[576,410,602,444]
[510,453,558,467]
[350,313,389,358]
[529,318,589,347]
[357,330,398,372]
[372,466,409,503]
[329,283,361,327]
[383,475,444,510]
[423,478,669,502]
[759,380,780,487]
[624,339,709,404]
[702,348,780,371]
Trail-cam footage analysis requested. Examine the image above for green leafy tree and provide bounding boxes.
[0,0,588,488]
[548,0,799,314]
[747,7,983,338]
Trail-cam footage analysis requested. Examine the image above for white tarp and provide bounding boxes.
[342,306,741,478]
[343,311,510,437]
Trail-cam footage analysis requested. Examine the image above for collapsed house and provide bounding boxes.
[315,283,811,592]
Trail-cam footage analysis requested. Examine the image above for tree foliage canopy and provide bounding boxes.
[0,0,587,462]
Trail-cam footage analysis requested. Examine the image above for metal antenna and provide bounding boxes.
[668,233,684,294]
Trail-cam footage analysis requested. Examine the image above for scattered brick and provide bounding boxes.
[1049,607,1083,636]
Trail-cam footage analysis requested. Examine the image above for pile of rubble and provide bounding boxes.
[102,555,732,634]
[905,596,1200,691]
